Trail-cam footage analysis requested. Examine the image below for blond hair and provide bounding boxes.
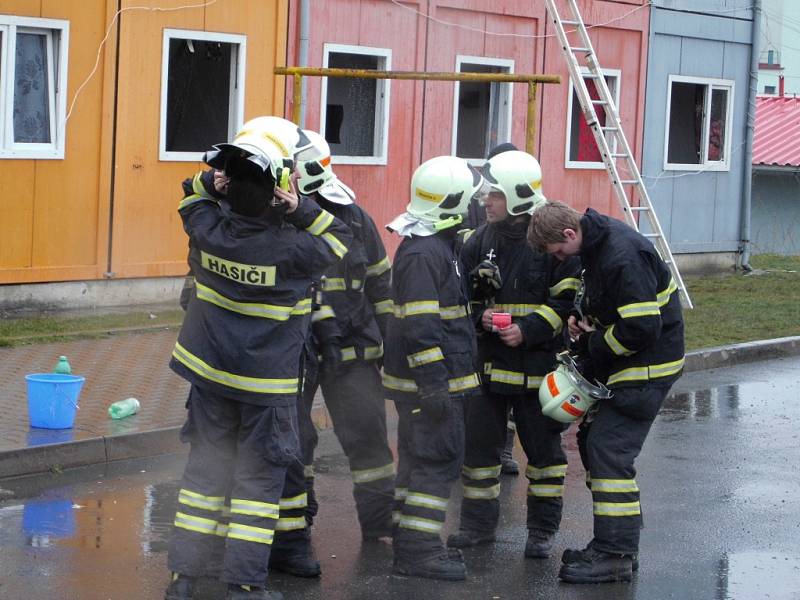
[527,201,582,251]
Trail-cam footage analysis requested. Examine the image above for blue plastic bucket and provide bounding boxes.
[25,374,85,429]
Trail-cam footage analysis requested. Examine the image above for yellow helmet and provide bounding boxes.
[539,352,612,423]
[407,156,484,229]
[482,150,546,216]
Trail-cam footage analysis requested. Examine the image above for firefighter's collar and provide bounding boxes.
[386,212,438,237]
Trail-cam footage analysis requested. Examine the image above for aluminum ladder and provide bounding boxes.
[544,0,692,308]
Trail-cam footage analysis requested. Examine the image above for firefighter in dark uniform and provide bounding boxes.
[293,130,395,540]
[528,200,685,584]
[163,119,352,600]
[383,156,485,581]
[448,151,581,558]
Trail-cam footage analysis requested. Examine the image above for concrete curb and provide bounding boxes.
[2,335,800,480]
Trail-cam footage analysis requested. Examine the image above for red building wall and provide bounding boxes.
[285,0,650,255]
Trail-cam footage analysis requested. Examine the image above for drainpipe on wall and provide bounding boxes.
[298,0,310,128]
[740,0,761,271]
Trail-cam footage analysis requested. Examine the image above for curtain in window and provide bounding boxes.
[14,32,51,143]
[576,79,603,162]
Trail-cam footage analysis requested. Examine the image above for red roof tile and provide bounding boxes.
[753,96,800,167]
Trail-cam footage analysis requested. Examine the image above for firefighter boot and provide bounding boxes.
[268,550,321,578]
[559,547,633,584]
[164,573,195,600]
[562,540,639,571]
[225,584,284,600]
[524,529,556,559]
[500,427,519,476]
[393,548,467,581]
[446,529,496,549]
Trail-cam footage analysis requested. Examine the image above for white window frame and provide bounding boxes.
[564,67,621,170]
[663,75,734,172]
[451,55,514,164]
[0,16,69,159]
[320,43,391,166]
[159,28,246,162]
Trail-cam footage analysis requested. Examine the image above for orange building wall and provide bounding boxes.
[0,0,288,285]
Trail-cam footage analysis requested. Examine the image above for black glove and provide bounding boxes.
[418,390,450,420]
[470,260,502,301]
[319,344,341,378]
[571,332,591,359]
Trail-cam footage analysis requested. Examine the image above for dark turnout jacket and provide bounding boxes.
[382,231,480,402]
[579,208,685,388]
[170,171,352,406]
[461,219,581,394]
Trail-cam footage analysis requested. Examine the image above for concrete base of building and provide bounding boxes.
[0,277,184,315]
[674,252,739,276]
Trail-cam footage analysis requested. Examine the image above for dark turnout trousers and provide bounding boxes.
[167,385,298,586]
[393,397,465,558]
[459,388,568,535]
[577,385,671,555]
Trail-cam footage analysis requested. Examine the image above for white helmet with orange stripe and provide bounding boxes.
[539,351,612,423]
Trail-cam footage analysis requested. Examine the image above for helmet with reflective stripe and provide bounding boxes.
[539,351,612,423]
[408,156,484,228]
[295,129,355,204]
[482,150,546,216]
[204,116,311,179]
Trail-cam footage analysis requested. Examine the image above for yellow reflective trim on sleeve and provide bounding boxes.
[526,376,543,390]
[463,484,501,500]
[178,193,207,210]
[603,324,635,357]
[321,278,347,291]
[382,374,419,392]
[448,373,480,393]
[373,299,394,315]
[340,346,357,362]
[279,493,308,509]
[172,342,299,395]
[393,300,440,318]
[322,232,348,258]
[366,257,391,278]
[494,303,536,317]
[407,346,445,368]
[528,484,565,497]
[275,517,307,532]
[196,283,310,320]
[311,305,336,322]
[364,344,384,360]
[617,300,661,319]
[227,522,275,544]
[526,464,568,480]
[549,277,581,297]
[533,305,562,331]
[593,501,641,516]
[606,357,685,386]
[352,462,395,484]
[440,305,469,319]
[462,464,502,480]
[306,210,334,236]
[657,278,678,306]
[591,479,639,493]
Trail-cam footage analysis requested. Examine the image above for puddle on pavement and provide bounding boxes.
[718,552,800,600]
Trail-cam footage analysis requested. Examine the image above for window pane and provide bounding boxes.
[13,32,51,143]
[456,63,507,159]
[667,82,705,165]
[326,52,379,156]
[569,77,617,162]
[166,39,232,152]
[707,88,728,161]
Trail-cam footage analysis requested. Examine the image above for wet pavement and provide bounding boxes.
[1,356,799,600]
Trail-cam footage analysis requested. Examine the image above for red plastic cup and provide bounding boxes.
[492,312,512,332]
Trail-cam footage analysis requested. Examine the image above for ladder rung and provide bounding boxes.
[561,19,581,25]
[611,153,629,158]
[601,126,618,131]
[619,180,639,185]
[570,46,592,53]
[629,206,650,212]
[643,233,661,239]
[592,100,608,105]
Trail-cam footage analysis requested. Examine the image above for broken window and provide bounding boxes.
[322,45,390,162]
[454,58,512,160]
[666,77,733,169]
[160,30,245,160]
[566,70,619,168]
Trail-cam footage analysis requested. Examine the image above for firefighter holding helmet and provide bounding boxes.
[448,150,581,560]
[382,156,484,581]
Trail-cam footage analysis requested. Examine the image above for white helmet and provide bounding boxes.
[204,116,310,179]
[407,156,484,229]
[482,150,546,216]
[295,129,355,204]
[539,352,612,423]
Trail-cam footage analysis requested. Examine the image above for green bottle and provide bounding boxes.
[53,356,72,375]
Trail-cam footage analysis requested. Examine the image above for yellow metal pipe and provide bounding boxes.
[526,82,538,155]
[275,66,560,85]
[292,74,302,125]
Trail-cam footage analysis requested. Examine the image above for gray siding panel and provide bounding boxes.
[751,173,800,255]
